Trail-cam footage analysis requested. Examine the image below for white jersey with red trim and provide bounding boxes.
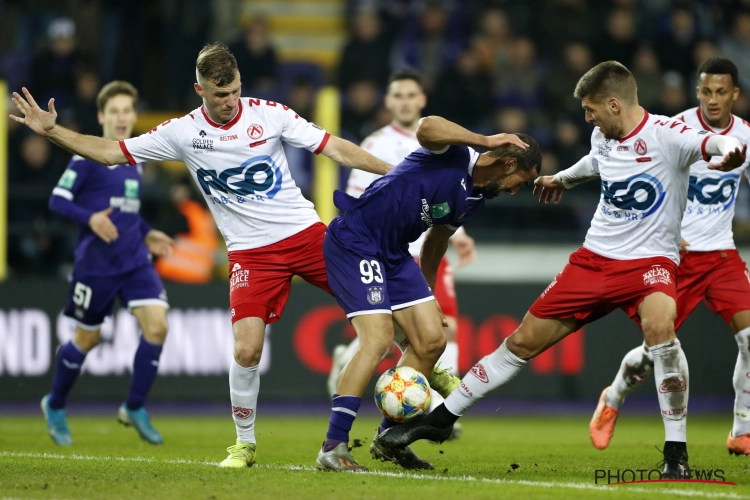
[346,123,425,256]
[120,98,329,251]
[674,108,750,252]
[582,110,714,263]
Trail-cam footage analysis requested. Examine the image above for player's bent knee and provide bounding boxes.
[142,318,169,345]
[74,328,101,352]
[505,332,543,360]
[641,317,675,345]
[233,341,262,367]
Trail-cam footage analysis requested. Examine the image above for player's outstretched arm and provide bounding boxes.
[533,176,565,204]
[706,136,747,172]
[11,87,127,166]
[320,135,392,175]
[415,116,529,152]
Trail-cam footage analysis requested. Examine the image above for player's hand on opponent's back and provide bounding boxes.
[451,232,477,268]
[708,143,747,172]
[483,133,529,150]
[680,238,691,253]
[89,207,119,243]
[144,230,174,258]
[9,87,58,135]
[533,176,565,204]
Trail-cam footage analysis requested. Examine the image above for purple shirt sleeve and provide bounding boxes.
[48,195,94,226]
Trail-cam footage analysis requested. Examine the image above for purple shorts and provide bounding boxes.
[324,219,433,319]
[63,264,168,329]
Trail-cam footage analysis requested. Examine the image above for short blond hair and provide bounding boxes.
[196,42,238,87]
[96,80,138,112]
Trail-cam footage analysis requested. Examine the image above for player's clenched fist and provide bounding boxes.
[533,175,565,204]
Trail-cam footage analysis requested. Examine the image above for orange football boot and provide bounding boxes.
[727,432,750,456]
[590,386,620,450]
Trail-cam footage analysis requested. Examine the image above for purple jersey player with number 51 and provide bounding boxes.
[41,81,174,447]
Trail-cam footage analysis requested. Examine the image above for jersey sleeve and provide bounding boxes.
[48,158,94,225]
[119,118,182,165]
[51,157,90,201]
[275,104,330,154]
[659,119,713,170]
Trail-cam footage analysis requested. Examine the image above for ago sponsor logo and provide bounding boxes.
[600,173,666,221]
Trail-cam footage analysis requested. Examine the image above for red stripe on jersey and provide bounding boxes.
[619,109,650,142]
[696,107,735,135]
[250,140,267,148]
[389,123,415,137]
[635,157,652,162]
[701,134,712,162]
[201,100,244,130]
[119,140,136,165]
[314,132,331,154]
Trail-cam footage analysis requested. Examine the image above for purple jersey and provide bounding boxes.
[49,156,152,276]
[333,145,484,264]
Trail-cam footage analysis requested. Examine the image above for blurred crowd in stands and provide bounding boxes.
[3,0,750,277]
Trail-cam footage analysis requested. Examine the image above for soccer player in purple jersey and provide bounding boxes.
[41,81,174,446]
[316,116,540,471]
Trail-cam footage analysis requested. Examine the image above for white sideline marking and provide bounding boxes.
[1,451,747,499]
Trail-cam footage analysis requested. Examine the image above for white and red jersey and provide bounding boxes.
[582,109,714,264]
[673,108,750,252]
[120,98,329,251]
[346,123,425,256]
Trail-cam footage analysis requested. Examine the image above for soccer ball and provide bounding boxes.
[374,366,431,422]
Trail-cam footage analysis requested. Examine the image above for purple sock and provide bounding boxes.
[323,394,361,452]
[126,338,163,410]
[379,416,399,434]
[49,341,87,409]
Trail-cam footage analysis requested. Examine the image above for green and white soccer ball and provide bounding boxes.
[374,366,431,422]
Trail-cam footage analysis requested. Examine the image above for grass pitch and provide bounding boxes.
[1,411,749,499]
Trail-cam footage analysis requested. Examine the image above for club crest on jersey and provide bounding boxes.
[600,173,665,220]
[643,266,671,286]
[634,138,648,155]
[687,173,739,212]
[366,286,384,305]
[196,155,283,199]
[247,123,263,140]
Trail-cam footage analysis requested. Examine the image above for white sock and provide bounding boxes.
[651,339,689,442]
[732,327,750,437]
[229,360,259,444]
[606,342,654,410]
[437,341,459,375]
[444,339,526,416]
[342,338,360,366]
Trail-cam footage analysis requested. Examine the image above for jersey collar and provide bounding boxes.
[696,107,734,135]
[618,108,649,143]
[201,99,244,130]
[389,122,416,137]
